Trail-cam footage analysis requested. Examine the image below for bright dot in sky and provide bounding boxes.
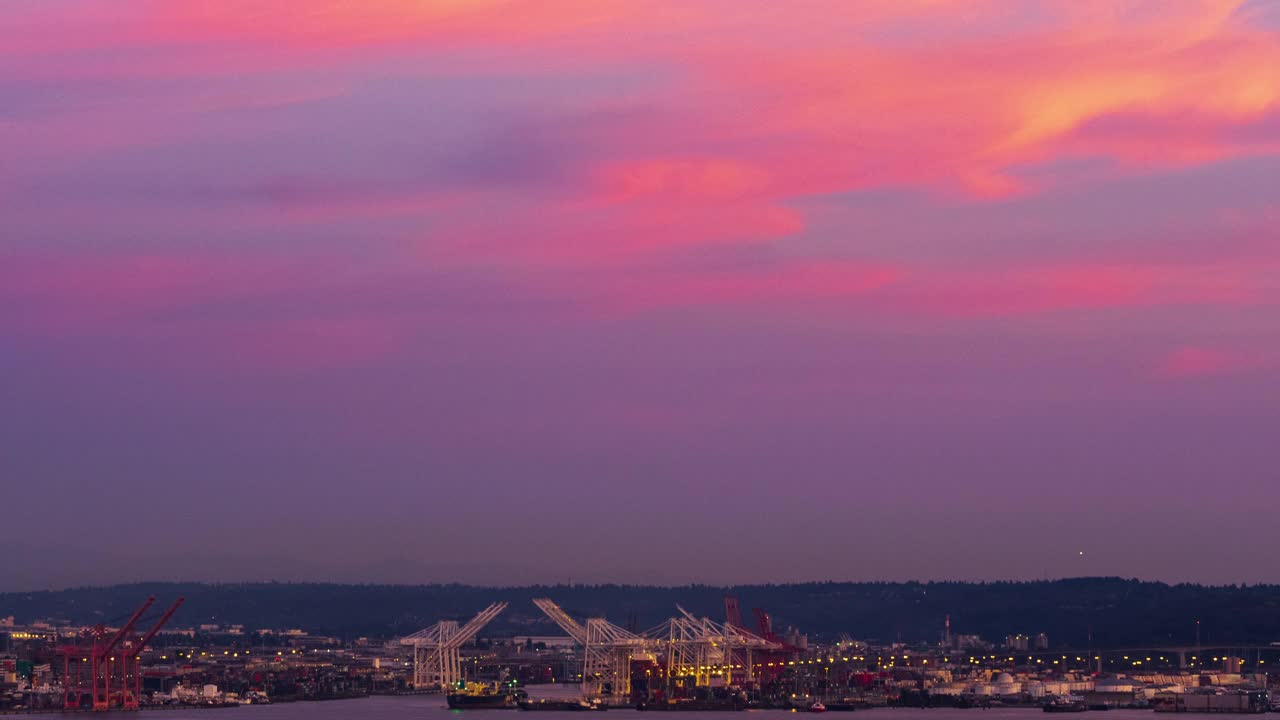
[1078,551,1085,556]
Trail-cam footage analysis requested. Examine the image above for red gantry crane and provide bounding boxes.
[57,596,184,712]
[119,597,185,709]
[60,596,154,711]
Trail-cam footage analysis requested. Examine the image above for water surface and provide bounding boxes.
[101,698,1156,720]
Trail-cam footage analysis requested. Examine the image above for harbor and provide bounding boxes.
[5,594,1279,715]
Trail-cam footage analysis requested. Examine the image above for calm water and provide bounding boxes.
[99,698,1158,720]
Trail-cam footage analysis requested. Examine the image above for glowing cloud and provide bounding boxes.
[3,0,1280,588]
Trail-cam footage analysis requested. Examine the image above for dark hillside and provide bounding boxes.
[4,578,1277,647]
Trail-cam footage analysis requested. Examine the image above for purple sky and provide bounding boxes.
[3,1,1280,591]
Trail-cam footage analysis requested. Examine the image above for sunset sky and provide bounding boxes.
[3,0,1279,590]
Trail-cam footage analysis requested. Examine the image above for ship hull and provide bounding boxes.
[519,700,608,711]
[448,694,520,709]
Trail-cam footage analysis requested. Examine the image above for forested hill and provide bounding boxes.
[4,579,1279,647]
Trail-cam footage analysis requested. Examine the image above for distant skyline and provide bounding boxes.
[4,1,1280,592]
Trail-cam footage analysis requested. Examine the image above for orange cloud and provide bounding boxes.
[10,0,1278,206]
[706,2,1280,200]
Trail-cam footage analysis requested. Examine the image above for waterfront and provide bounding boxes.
[7,591,1278,715]
[87,699,1159,720]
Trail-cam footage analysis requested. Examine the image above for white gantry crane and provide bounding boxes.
[646,605,781,688]
[400,602,508,690]
[533,598,650,702]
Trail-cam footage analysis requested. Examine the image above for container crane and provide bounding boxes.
[118,597,185,710]
[649,605,779,688]
[58,595,161,711]
[533,598,649,703]
[724,595,746,631]
[400,602,507,690]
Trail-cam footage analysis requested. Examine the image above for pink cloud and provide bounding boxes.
[599,158,772,202]
[12,0,1278,200]
[195,315,406,373]
[595,262,903,315]
[897,263,1268,318]
[0,252,406,372]
[1153,346,1258,379]
[5,0,1280,378]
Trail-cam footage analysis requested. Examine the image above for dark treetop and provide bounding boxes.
[5,578,1280,647]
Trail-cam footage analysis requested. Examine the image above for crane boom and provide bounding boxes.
[533,598,645,701]
[447,602,507,648]
[132,597,185,655]
[102,597,156,656]
[402,625,442,643]
[399,603,509,691]
[532,598,586,643]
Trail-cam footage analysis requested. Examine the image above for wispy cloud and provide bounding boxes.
[1152,345,1271,379]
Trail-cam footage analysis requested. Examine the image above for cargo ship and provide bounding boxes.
[1043,695,1087,713]
[518,698,608,711]
[447,682,526,710]
[637,696,749,711]
[1153,690,1269,714]
[822,700,869,712]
